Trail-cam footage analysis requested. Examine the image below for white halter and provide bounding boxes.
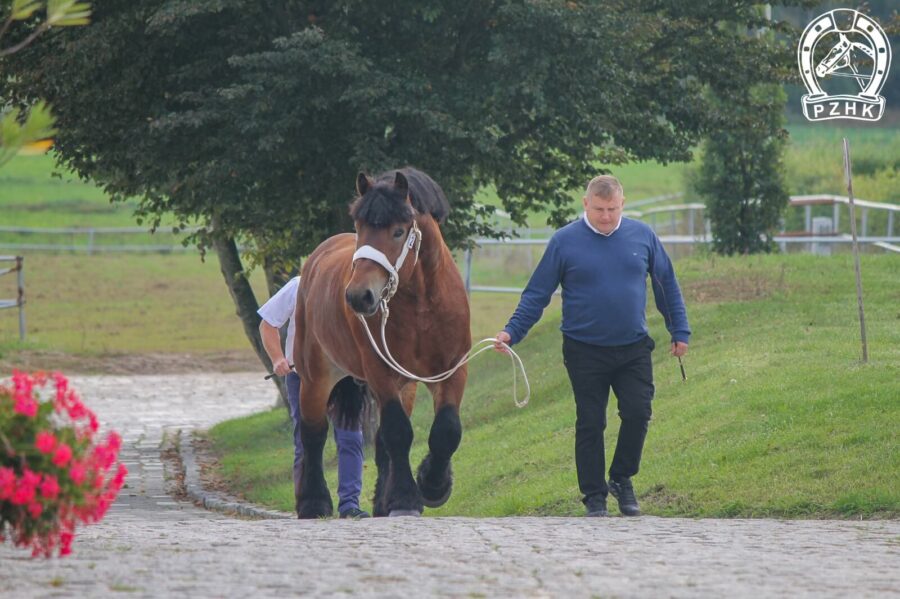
[351,220,422,303]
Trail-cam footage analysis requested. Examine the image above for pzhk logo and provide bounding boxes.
[798,9,891,122]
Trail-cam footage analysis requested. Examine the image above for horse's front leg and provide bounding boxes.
[296,377,334,519]
[371,424,390,517]
[417,368,466,509]
[375,383,422,517]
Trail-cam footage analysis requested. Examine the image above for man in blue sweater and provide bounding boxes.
[494,175,690,517]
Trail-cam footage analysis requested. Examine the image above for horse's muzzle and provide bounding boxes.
[345,288,378,316]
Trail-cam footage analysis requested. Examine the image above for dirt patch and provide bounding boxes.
[0,349,262,375]
[682,271,784,304]
[191,433,245,499]
[160,432,189,502]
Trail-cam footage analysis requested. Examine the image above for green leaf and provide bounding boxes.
[0,101,56,169]
[46,0,92,26]
[11,0,42,20]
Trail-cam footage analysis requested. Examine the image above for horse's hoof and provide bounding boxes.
[417,460,453,508]
[296,498,333,519]
[388,509,422,517]
[420,481,452,508]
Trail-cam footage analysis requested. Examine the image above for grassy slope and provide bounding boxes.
[208,253,899,519]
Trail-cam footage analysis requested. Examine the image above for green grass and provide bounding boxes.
[0,154,193,249]
[207,253,900,519]
[0,253,270,356]
[0,154,139,228]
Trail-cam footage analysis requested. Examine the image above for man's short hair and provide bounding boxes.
[585,175,623,199]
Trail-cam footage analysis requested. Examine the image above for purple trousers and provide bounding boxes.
[286,372,364,513]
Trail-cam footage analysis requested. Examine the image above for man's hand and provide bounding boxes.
[272,357,292,377]
[670,341,688,358]
[493,331,512,354]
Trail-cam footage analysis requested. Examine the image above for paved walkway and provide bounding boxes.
[1,374,898,598]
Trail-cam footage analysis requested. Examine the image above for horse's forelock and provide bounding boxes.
[350,185,414,228]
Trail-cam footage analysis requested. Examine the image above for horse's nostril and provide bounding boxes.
[363,289,375,306]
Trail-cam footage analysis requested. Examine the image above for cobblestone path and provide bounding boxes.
[1,374,898,598]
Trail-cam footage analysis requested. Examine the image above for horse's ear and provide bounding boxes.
[394,171,409,196]
[356,172,373,196]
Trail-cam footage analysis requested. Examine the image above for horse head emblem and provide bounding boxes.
[798,9,891,121]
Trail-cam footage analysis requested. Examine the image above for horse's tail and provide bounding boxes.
[327,376,369,431]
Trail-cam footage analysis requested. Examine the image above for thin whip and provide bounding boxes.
[356,300,530,408]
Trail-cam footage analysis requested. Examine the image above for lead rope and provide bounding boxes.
[356,300,530,408]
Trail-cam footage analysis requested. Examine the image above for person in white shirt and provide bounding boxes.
[258,276,369,519]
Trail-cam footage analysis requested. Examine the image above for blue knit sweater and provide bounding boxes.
[504,217,691,347]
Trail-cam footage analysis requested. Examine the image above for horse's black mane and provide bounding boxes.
[350,167,450,228]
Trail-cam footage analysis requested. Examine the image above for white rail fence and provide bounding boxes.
[0,225,200,253]
[1,193,897,269]
[462,195,899,294]
[0,255,25,341]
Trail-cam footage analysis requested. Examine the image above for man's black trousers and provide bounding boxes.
[562,334,655,503]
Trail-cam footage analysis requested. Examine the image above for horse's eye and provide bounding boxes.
[393,227,405,239]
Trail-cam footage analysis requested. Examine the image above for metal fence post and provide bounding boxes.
[464,247,472,296]
[17,256,25,341]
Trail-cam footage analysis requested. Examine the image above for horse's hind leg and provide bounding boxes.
[296,377,334,519]
[417,371,466,509]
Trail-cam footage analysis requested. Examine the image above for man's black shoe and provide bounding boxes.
[608,478,641,516]
[339,507,371,519]
[584,495,608,517]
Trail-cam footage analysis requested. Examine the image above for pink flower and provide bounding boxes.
[53,371,69,404]
[68,461,87,485]
[35,431,57,454]
[11,482,35,506]
[21,468,41,489]
[111,464,128,490]
[59,532,73,556]
[107,432,122,452]
[13,396,38,418]
[52,444,73,467]
[0,467,16,500]
[2,370,129,559]
[39,475,60,500]
[27,502,43,519]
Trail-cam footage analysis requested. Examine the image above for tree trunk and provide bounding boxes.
[212,230,288,409]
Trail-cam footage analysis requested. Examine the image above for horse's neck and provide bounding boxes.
[417,217,452,274]
[397,217,452,301]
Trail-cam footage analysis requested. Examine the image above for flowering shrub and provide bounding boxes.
[0,371,127,557]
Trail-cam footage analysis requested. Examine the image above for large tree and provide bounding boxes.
[5,0,804,376]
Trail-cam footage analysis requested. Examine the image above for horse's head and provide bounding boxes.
[346,171,422,316]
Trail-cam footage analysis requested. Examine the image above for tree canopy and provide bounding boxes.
[6,0,805,261]
[4,0,808,386]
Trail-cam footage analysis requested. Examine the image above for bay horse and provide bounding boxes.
[292,168,471,518]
